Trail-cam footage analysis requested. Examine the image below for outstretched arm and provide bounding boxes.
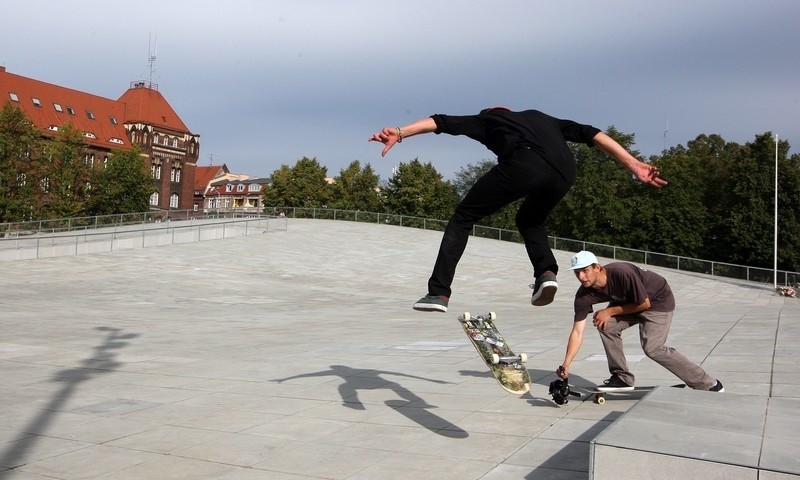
[557,318,588,379]
[593,132,668,188]
[368,117,438,157]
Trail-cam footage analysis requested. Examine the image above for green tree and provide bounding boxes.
[39,123,90,219]
[87,146,155,215]
[713,133,776,267]
[549,127,640,245]
[262,157,330,208]
[383,158,458,219]
[0,103,41,222]
[330,160,382,211]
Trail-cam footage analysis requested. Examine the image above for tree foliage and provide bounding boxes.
[87,146,155,216]
[382,158,458,219]
[262,157,331,208]
[329,160,382,211]
[0,102,40,222]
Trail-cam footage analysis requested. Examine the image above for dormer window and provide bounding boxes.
[48,125,59,132]
[9,93,19,102]
[86,111,95,120]
[32,98,42,107]
[54,103,63,112]
[66,106,75,115]
[109,116,117,125]
[109,138,124,144]
[83,132,96,139]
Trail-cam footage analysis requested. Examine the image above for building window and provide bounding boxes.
[151,164,162,179]
[54,103,63,112]
[150,192,159,206]
[225,184,233,192]
[9,93,19,102]
[170,193,179,209]
[104,156,108,169]
[170,168,176,182]
[175,169,181,182]
[16,173,26,186]
[172,138,178,148]
[162,136,168,146]
[109,116,117,125]
[153,134,159,144]
[237,184,245,192]
[249,184,261,192]
[86,110,95,120]
[32,98,42,107]
[40,177,50,193]
[66,106,75,115]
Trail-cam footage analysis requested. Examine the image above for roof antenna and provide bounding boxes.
[148,33,158,86]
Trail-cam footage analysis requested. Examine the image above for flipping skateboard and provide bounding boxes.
[458,311,531,394]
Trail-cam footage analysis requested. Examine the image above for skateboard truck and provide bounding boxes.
[549,377,581,405]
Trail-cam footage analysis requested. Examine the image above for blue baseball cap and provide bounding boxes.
[568,251,599,270]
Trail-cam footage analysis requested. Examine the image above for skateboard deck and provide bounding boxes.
[590,386,655,404]
[458,311,531,394]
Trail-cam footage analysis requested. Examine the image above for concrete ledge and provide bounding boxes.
[590,387,800,479]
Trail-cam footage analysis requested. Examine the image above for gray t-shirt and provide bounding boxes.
[573,263,675,321]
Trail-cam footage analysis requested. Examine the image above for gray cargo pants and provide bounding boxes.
[598,310,716,390]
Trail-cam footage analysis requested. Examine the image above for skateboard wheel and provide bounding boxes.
[462,311,471,321]
[490,353,500,364]
[519,353,528,363]
[595,394,606,405]
[488,312,496,320]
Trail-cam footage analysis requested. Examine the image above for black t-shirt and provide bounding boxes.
[431,109,600,182]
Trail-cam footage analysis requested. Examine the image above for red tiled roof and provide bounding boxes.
[118,82,190,132]
[0,67,131,150]
[0,67,194,150]
[194,164,227,191]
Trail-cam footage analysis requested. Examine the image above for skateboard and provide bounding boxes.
[458,311,531,394]
[590,386,655,404]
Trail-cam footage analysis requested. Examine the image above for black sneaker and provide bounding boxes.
[596,375,634,391]
[708,380,724,392]
[530,272,558,306]
[413,294,449,313]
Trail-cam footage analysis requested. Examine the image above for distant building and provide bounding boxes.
[0,67,200,211]
[194,163,269,214]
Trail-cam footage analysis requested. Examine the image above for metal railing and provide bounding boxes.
[0,212,287,261]
[265,206,800,287]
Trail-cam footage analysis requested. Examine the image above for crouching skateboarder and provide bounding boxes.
[557,251,724,393]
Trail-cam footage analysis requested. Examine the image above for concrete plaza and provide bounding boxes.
[0,218,797,479]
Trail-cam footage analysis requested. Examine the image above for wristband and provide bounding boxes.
[396,127,403,143]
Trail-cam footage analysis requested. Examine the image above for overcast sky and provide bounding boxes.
[2,1,798,181]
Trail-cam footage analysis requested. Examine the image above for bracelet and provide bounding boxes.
[396,127,403,143]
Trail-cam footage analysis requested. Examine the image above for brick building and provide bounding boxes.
[0,67,199,211]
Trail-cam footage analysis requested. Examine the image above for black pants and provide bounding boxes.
[427,148,573,298]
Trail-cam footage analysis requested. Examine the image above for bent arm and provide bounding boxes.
[593,132,668,188]
[369,117,438,157]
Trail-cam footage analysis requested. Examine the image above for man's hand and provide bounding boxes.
[592,310,612,330]
[556,365,569,379]
[368,127,401,157]
[633,163,668,188]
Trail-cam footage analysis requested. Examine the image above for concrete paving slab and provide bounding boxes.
[0,218,797,479]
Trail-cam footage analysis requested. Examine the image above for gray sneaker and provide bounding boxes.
[531,272,558,306]
[413,294,449,313]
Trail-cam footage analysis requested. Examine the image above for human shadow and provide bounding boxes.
[0,327,139,470]
[274,365,468,438]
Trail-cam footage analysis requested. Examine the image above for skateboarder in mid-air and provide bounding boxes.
[369,108,667,313]
[556,251,724,392]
